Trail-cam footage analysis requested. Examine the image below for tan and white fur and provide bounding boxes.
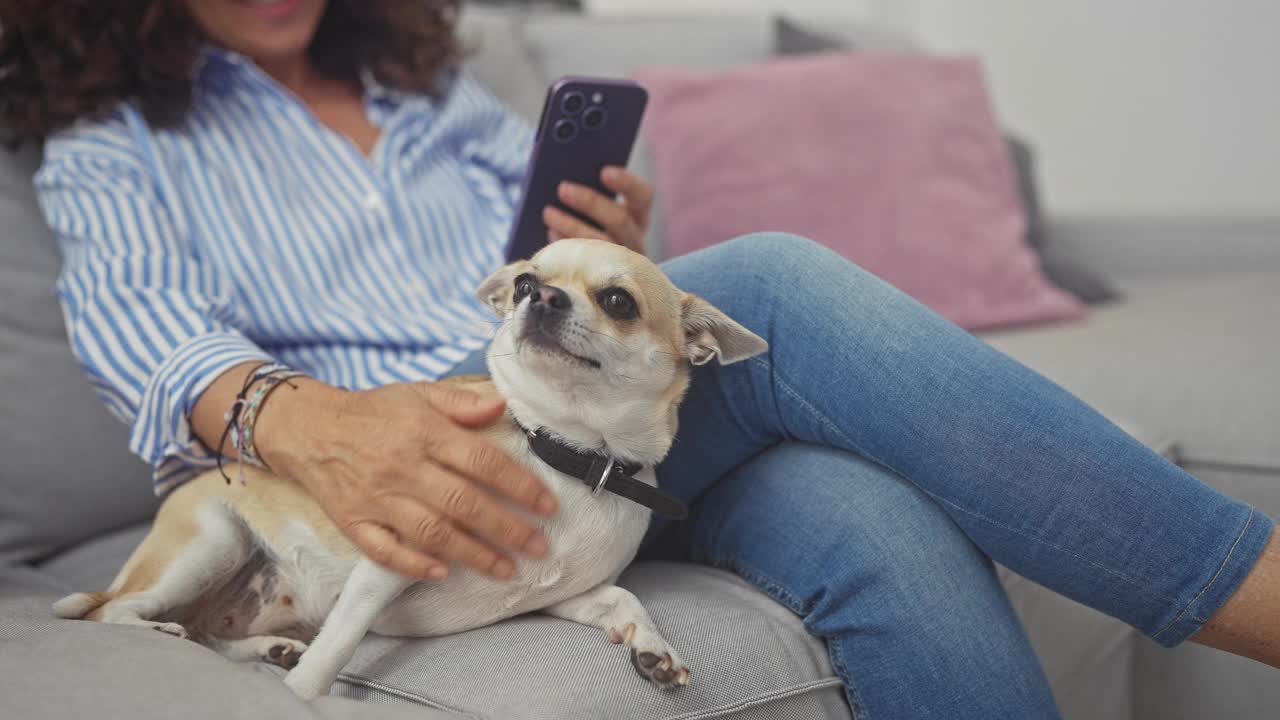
[53,238,767,699]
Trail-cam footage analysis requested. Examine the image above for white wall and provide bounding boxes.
[592,0,1280,218]
[900,0,1280,217]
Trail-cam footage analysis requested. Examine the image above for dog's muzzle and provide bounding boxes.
[523,284,570,335]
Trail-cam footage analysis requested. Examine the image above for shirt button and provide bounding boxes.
[362,192,384,211]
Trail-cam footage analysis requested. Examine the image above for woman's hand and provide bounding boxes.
[255,378,558,581]
[543,166,653,254]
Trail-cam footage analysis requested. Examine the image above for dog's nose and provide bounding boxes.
[531,285,571,311]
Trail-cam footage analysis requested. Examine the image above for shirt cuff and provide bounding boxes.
[126,331,274,495]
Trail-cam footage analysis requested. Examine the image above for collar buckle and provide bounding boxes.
[520,421,687,519]
[591,457,616,496]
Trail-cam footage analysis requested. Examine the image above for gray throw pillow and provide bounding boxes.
[0,143,157,565]
[775,16,851,54]
[774,15,1118,304]
[1004,135,1119,303]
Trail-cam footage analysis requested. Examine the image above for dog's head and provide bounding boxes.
[477,238,767,464]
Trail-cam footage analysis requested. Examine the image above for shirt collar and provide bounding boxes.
[193,45,250,93]
[361,69,410,109]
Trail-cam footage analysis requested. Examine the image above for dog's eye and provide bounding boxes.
[597,288,638,320]
[513,273,537,303]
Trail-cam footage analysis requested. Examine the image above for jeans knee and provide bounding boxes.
[659,230,905,343]
[719,232,832,273]
[707,232,868,307]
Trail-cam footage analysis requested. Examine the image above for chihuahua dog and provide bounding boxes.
[52,238,767,699]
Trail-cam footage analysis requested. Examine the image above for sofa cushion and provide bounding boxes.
[0,143,156,565]
[36,535,849,720]
[36,522,151,590]
[337,562,847,719]
[981,274,1280,474]
[0,565,460,720]
[997,568,1135,720]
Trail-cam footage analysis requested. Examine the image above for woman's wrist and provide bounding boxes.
[253,375,347,476]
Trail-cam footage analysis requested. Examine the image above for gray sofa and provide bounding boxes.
[3,6,1278,720]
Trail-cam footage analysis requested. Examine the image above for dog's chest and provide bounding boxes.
[538,464,653,583]
[371,450,653,637]
[512,435,655,588]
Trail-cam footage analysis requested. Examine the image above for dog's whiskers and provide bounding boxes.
[583,325,627,348]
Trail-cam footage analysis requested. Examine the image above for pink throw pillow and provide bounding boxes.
[634,53,1085,331]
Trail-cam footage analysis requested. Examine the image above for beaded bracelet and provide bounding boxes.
[217,363,304,485]
[234,371,305,467]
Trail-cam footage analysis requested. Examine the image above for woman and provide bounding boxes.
[2,1,1277,717]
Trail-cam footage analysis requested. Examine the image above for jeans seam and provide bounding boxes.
[720,357,777,447]
[722,557,810,616]
[826,633,870,720]
[706,554,870,720]
[925,494,1180,606]
[760,355,1186,609]
[752,356,863,453]
[1151,507,1254,642]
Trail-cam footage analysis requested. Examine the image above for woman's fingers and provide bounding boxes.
[543,204,608,242]
[601,166,654,228]
[413,380,506,428]
[384,495,518,580]
[347,519,448,580]
[286,381,563,585]
[417,384,558,518]
[414,457,549,559]
[557,181,633,237]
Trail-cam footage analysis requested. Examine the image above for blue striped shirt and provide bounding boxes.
[34,49,533,494]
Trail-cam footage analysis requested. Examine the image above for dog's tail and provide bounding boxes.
[52,591,113,619]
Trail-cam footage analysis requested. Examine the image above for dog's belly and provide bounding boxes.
[372,489,652,637]
[175,549,317,642]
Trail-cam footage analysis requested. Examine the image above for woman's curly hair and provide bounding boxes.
[0,0,462,141]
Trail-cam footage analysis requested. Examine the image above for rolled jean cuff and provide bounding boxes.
[1152,506,1275,647]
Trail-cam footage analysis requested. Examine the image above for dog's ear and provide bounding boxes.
[680,294,768,366]
[476,264,521,317]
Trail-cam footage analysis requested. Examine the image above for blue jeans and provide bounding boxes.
[451,233,1273,719]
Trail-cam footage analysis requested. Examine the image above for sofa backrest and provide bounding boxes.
[0,144,157,566]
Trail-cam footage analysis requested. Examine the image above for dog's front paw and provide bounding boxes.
[610,622,690,688]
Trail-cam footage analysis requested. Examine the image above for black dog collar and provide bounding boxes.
[518,424,688,520]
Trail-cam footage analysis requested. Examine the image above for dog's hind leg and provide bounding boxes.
[55,500,253,640]
[283,557,412,699]
[544,584,690,688]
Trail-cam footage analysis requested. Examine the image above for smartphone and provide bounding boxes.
[506,77,648,261]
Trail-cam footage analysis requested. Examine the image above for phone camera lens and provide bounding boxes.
[560,91,586,115]
[581,106,608,131]
[552,118,578,143]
